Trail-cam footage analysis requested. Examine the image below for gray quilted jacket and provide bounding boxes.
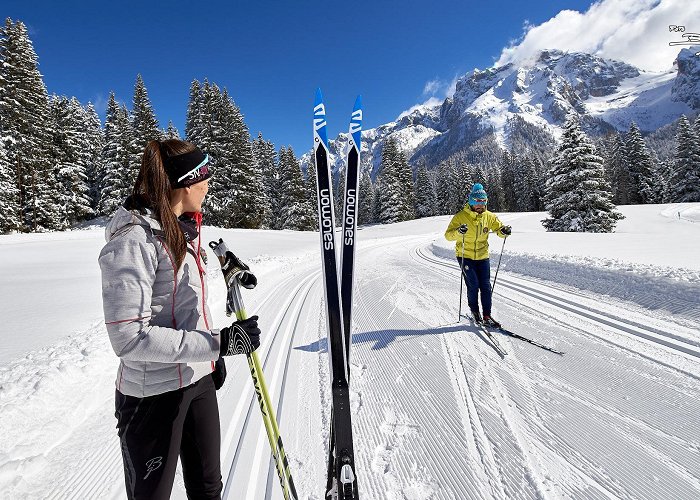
[99,203,221,397]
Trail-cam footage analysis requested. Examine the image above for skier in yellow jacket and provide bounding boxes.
[445,183,511,327]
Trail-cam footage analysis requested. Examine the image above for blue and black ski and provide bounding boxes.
[340,95,362,368]
[313,88,359,500]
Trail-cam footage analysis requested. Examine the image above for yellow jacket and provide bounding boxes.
[444,206,507,260]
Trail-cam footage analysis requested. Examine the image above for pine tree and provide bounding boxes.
[165,120,180,139]
[98,94,135,215]
[0,18,61,231]
[377,138,401,223]
[217,89,265,228]
[512,155,539,212]
[81,102,105,212]
[49,96,93,226]
[196,82,226,224]
[279,146,314,230]
[185,80,203,145]
[499,151,517,211]
[485,168,505,212]
[543,115,623,232]
[0,136,20,232]
[414,163,435,218]
[395,148,415,221]
[605,132,634,205]
[358,169,374,224]
[252,132,279,229]
[305,151,319,229]
[669,115,700,202]
[131,74,161,149]
[626,122,656,203]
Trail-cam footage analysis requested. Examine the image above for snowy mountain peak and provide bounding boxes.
[310,48,698,178]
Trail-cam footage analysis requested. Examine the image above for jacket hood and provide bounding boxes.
[104,198,161,242]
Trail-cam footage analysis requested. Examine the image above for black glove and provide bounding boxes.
[457,224,468,235]
[212,357,227,390]
[500,225,512,236]
[222,251,257,289]
[220,316,261,356]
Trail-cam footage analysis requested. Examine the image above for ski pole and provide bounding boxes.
[491,235,507,295]
[208,239,298,500]
[458,230,465,322]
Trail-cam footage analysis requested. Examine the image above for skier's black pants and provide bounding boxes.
[457,257,492,315]
[115,374,222,500]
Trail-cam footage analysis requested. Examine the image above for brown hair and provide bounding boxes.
[133,139,196,270]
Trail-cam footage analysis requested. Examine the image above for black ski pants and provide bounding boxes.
[115,374,223,500]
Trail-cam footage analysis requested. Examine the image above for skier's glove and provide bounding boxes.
[457,224,468,234]
[212,357,227,390]
[500,225,512,236]
[222,251,257,289]
[220,316,261,356]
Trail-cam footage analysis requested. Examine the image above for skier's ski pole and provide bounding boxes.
[491,235,507,295]
[458,230,466,322]
[208,239,298,500]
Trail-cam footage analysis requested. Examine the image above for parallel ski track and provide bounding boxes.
[412,243,700,499]
[349,236,486,498]
[413,246,700,363]
[39,263,319,500]
[221,265,321,500]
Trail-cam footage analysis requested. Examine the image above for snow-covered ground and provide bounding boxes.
[1,203,699,499]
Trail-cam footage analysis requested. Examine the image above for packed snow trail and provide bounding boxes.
[2,206,700,499]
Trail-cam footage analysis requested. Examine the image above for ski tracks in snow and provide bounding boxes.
[411,241,700,499]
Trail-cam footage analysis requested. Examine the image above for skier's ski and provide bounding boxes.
[326,95,363,497]
[476,321,508,357]
[340,95,362,367]
[313,88,359,500]
[495,326,564,355]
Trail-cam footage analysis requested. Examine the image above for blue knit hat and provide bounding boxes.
[468,183,488,206]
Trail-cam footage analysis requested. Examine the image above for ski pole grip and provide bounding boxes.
[208,238,229,266]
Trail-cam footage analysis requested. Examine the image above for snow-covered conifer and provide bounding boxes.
[185,80,203,145]
[279,146,314,230]
[49,96,93,226]
[669,115,700,202]
[0,19,60,231]
[358,169,374,224]
[543,115,623,232]
[165,121,180,140]
[414,163,435,218]
[604,132,634,205]
[626,123,655,204]
[253,132,279,229]
[98,94,135,215]
[131,74,161,149]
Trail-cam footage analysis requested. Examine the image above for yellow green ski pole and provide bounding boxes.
[209,239,298,500]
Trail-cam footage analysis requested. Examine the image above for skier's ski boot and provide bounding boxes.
[483,315,501,328]
[471,310,483,324]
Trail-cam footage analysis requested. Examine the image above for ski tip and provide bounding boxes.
[353,94,362,110]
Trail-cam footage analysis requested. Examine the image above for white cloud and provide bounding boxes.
[397,97,442,120]
[496,0,700,71]
[423,79,441,96]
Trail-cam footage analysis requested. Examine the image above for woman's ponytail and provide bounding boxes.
[133,140,195,270]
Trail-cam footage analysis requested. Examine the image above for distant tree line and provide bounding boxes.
[2,17,699,235]
[0,18,317,233]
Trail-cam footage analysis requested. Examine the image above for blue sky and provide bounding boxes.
[4,0,601,154]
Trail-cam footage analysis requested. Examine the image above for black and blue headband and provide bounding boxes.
[162,147,212,189]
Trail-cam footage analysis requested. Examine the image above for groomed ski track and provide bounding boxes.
[2,227,699,499]
[227,232,700,499]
